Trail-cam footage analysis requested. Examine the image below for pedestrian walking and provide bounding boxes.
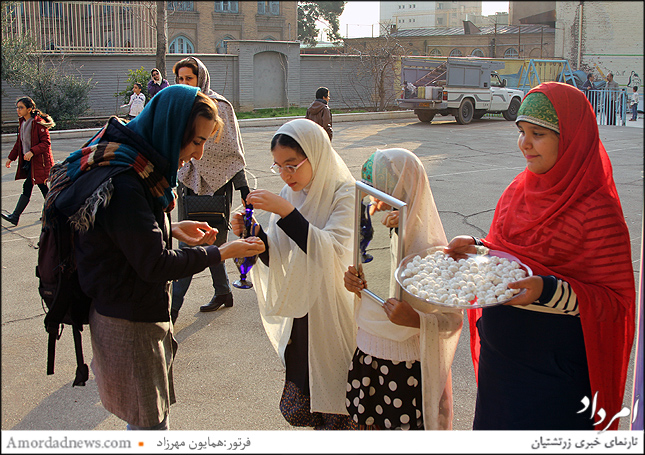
[305,87,333,141]
[2,97,55,226]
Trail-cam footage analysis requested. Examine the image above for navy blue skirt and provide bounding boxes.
[473,305,593,430]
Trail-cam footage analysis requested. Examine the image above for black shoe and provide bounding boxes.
[171,309,179,324]
[1,212,19,226]
[200,293,233,312]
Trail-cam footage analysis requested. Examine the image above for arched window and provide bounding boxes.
[449,48,463,57]
[471,48,484,57]
[429,48,442,56]
[169,35,194,54]
[216,35,236,54]
[504,47,519,58]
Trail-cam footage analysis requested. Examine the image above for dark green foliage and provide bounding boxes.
[22,59,95,130]
[298,1,346,46]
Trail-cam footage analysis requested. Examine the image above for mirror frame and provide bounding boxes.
[353,181,407,305]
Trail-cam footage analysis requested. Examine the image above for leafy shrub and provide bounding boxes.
[22,60,95,130]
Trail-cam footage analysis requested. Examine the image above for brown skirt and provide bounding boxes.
[89,307,177,427]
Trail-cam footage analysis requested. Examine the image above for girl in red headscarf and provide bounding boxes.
[445,82,635,430]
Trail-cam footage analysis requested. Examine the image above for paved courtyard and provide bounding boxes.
[1,114,642,433]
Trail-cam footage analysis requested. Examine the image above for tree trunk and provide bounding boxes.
[156,1,167,79]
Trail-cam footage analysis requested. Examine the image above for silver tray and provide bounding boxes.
[394,246,533,309]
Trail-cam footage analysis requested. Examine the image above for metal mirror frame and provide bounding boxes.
[353,181,407,305]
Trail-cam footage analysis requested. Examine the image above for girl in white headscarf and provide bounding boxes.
[232,118,357,430]
[344,148,463,430]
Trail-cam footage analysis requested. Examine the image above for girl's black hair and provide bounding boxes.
[270,134,306,158]
[16,96,56,129]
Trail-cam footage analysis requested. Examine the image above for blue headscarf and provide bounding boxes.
[58,85,199,212]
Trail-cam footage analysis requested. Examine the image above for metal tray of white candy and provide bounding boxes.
[395,246,533,309]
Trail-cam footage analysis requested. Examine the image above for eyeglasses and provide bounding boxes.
[270,158,308,175]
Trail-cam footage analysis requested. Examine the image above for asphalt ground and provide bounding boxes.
[1,113,643,434]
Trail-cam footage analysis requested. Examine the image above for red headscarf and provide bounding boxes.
[469,82,635,430]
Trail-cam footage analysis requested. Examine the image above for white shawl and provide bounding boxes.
[355,148,463,430]
[176,56,246,194]
[250,119,357,415]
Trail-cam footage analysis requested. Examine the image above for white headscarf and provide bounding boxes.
[250,119,357,415]
[176,56,246,194]
[357,148,463,430]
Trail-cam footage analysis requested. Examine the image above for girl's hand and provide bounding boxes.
[503,276,544,307]
[5,159,12,168]
[368,196,391,215]
[219,236,265,260]
[344,265,366,297]
[172,220,217,246]
[443,235,477,260]
[382,210,399,228]
[24,151,34,161]
[231,212,245,237]
[383,298,420,328]
[231,212,259,237]
[246,189,294,219]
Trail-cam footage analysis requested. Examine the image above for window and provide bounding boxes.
[169,35,195,54]
[504,47,518,58]
[216,34,236,54]
[437,17,443,24]
[449,48,463,57]
[258,1,279,15]
[215,1,238,13]
[471,48,484,57]
[167,2,194,11]
[430,48,442,56]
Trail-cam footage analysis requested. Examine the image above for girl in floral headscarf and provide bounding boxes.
[344,148,463,430]
[446,82,635,430]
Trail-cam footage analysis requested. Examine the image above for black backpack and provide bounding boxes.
[36,207,92,387]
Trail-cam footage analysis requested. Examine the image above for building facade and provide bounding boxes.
[554,1,643,87]
[380,1,482,29]
[2,1,297,55]
[347,22,555,60]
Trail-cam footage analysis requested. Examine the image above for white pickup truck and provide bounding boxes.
[397,57,524,125]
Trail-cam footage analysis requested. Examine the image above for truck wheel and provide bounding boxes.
[473,110,486,120]
[455,99,474,124]
[503,98,521,121]
[415,110,436,123]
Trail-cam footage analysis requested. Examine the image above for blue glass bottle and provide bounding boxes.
[233,204,257,289]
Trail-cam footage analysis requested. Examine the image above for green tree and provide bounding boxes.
[116,66,152,105]
[298,1,346,46]
[1,1,36,96]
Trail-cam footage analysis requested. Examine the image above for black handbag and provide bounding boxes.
[179,184,230,246]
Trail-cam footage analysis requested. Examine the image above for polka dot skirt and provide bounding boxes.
[346,348,424,430]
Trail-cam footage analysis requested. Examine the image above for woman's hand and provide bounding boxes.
[246,189,294,219]
[382,210,399,229]
[5,159,12,169]
[172,220,217,246]
[219,237,265,261]
[383,298,420,328]
[344,265,366,297]
[24,151,34,162]
[443,235,477,260]
[503,276,544,307]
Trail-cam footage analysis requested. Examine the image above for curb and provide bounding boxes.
[1,110,418,144]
